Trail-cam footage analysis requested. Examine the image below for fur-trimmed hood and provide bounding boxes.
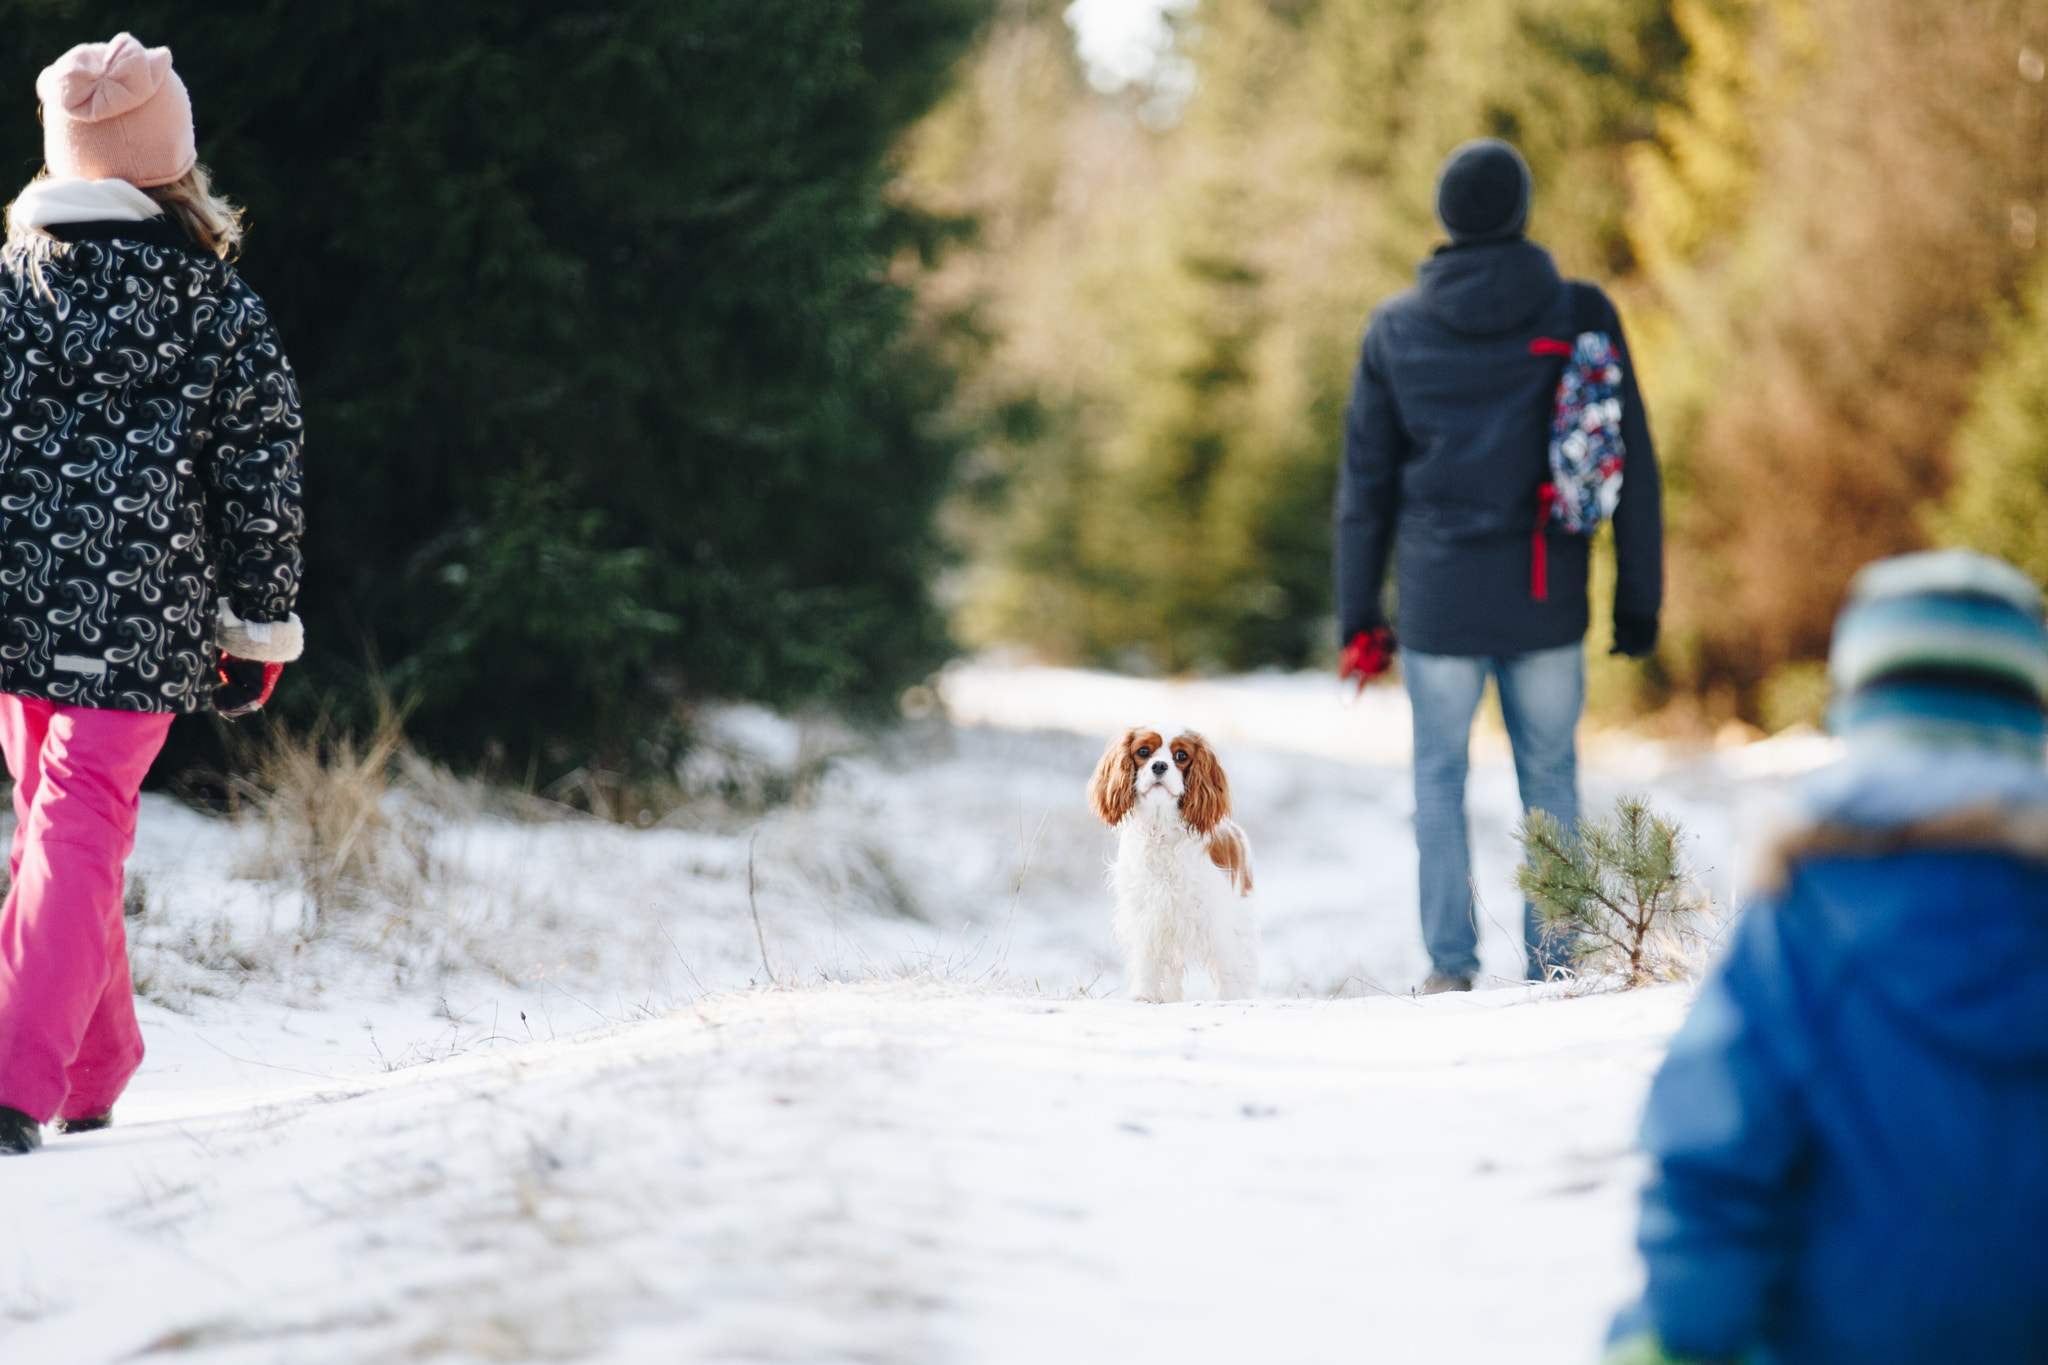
[1753,746,2048,1066]
[1755,746,2048,889]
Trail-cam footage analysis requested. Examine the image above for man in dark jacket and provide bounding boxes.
[1607,550,2048,1364]
[1334,139,1662,990]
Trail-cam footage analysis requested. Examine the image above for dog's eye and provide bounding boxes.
[1173,749,1189,765]
[1135,746,1152,758]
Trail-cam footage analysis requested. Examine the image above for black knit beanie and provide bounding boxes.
[1435,139,1531,244]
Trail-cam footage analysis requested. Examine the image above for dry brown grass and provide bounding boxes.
[134,714,551,1008]
[232,709,421,932]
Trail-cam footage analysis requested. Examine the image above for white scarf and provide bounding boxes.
[8,176,163,235]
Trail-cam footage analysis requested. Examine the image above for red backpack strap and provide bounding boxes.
[1529,283,1579,600]
[1528,282,1611,600]
[1532,484,1558,601]
[1527,281,1595,355]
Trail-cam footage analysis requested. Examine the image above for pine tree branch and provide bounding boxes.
[1514,795,1708,987]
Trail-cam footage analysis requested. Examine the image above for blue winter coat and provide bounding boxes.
[1334,237,1662,656]
[1618,748,2048,1363]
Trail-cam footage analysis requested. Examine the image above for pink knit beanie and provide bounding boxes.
[36,33,196,188]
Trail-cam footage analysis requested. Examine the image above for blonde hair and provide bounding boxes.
[3,163,245,293]
[144,164,245,260]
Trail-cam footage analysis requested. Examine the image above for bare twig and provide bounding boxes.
[746,827,776,985]
[654,909,709,1000]
[986,804,1051,982]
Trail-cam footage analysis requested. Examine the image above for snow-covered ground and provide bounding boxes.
[1,663,1836,1363]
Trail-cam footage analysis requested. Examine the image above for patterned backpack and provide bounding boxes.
[1526,283,1626,601]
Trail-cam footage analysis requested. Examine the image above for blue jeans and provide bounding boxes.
[1403,643,1583,980]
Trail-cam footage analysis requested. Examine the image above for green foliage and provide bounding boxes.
[1625,0,1809,280]
[1931,254,2048,587]
[1514,794,1706,985]
[0,0,990,769]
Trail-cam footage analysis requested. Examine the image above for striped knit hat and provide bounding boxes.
[1828,550,2048,761]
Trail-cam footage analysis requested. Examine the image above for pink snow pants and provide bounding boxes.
[0,694,172,1124]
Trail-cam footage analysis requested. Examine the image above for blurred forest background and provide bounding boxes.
[1,0,2046,790]
[914,0,2048,732]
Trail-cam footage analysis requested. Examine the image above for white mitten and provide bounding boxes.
[217,599,305,663]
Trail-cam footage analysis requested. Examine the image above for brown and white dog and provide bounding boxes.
[1087,727,1259,1002]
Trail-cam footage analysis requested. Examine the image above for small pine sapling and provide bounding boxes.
[1514,795,1707,986]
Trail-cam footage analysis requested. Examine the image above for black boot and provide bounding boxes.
[54,1112,111,1134]
[0,1105,41,1154]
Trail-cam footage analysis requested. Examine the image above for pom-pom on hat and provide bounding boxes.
[1435,138,1531,244]
[36,33,196,188]
[1827,550,2048,761]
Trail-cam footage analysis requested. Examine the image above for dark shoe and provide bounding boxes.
[0,1105,41,1154]
[54,1112,111,1134]
[1420,972,1472,995]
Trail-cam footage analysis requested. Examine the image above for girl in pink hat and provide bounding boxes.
[0,34,305,1154]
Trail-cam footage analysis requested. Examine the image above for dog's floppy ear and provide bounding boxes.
[1176,730,1230,835]
[1207,821,1253,896]
[1088,729,1141,826]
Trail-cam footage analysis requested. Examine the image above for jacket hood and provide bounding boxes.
[1773,747,2048,1064]
[1414,238,1561,336]
[8,174,160,234]
[1795,745,2048,829]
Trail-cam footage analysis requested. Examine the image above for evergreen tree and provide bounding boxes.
[1625,0,1805,280]
[0,0,990,771]
[1932,254,2048,586]
[1514,795,1706,985]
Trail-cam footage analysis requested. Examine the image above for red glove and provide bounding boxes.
[1339,627,1396,691]
[214,656,282,718]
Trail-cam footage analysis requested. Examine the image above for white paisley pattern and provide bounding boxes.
[0,219,303,712]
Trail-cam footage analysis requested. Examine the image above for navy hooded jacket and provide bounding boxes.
[1618,749,2048,1363]
[1335,237,1662,655]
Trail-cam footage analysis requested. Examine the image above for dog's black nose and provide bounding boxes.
[1151,760,1167,775]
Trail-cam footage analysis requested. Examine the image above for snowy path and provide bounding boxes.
[0,664,1830,1361]
[8,984,1685,1363]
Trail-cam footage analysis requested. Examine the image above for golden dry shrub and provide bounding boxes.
[235,711,414,930]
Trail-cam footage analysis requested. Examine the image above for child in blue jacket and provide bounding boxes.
[1610,549,2048,1364]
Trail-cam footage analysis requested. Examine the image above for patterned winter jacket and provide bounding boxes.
[0,216,303,712]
